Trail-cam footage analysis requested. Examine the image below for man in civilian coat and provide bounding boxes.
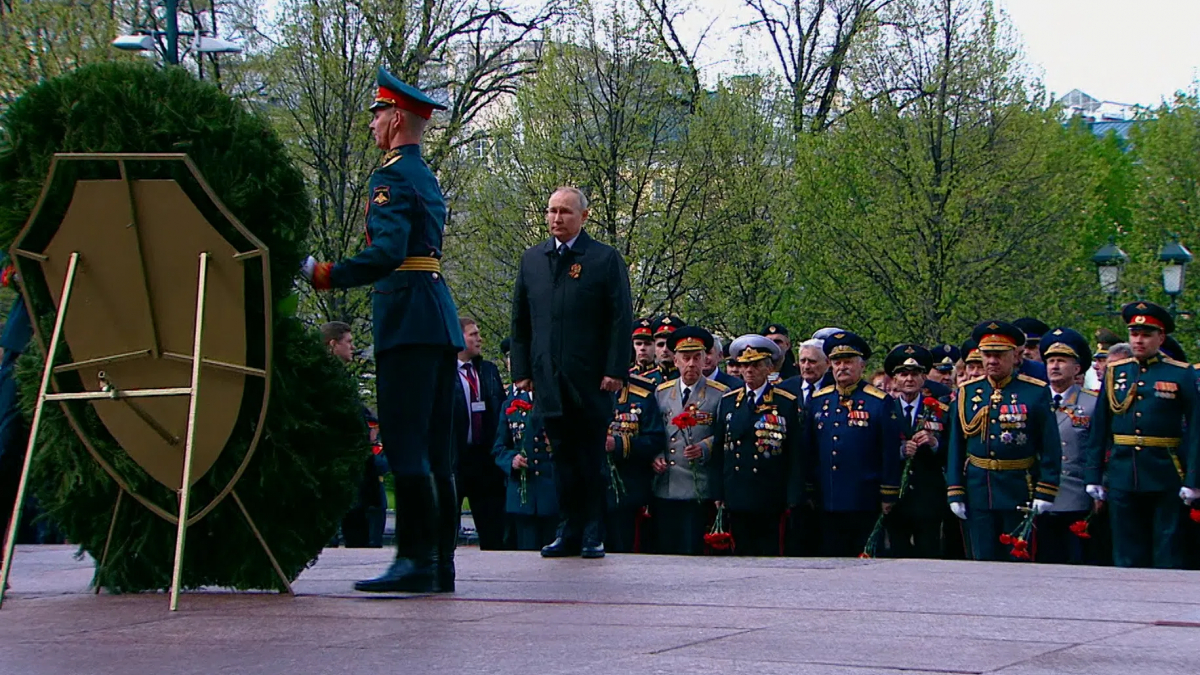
[510,186,634,559]
[453,317,509,550]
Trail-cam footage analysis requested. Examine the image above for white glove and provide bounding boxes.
[1085,484,1106,501]
[1181,487,1198,505]
[300,255,317,282]
[1032,499,1053,514]
[950,502,967,520]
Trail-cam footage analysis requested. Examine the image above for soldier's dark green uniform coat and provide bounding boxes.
[324,145,464,353]
[1085,354,1200,493]
[946,373,1062,511]
[607,375,666,510]
[493,391,558,517]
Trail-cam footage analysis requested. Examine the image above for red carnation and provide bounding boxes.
[671,411,699,429]
[858,552,872,559]
[512,399,533,413]
[922,396,941,412]
[1011,549,1031,560]
[1013,538,1028,552]
[998,533,1012,545]
[1190,508,1200,524]
[371,443,383,456]
[1069,520,1090,539]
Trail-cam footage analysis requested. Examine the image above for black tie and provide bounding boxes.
[904,404,914,426]
[803,383,811,404]
[557,243,567,256]
[682,386,691,402]
[1053,394,1063,410]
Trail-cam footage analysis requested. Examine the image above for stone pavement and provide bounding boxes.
[2,544,1200,674]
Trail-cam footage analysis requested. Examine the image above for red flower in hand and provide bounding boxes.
[922,397,941,414]
[671,411,699,429]
[1190,508,1200,524]
[513,399,533,413]
[1012,538,1028,552]
[998,533,1013,545]
[703,531,734,551]
[1011,549,1032,560]
[1069,520,1090,539]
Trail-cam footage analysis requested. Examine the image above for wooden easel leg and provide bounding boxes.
[168,253,209,612]
[94,489,125,594]
[0,252,81,609]
[231,490,294,596]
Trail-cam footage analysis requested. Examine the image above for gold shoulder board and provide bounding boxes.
[1106,356,1136,368]
[1163,357,1190,368]
[864,384,887,399]
[1017,374,1047,387]
[657,379,678,392]
[814,385,836,397]
[708,379,730,392]
[627,385,651,398]
[773,388,797,401]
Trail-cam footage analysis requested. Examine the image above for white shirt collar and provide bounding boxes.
[746,381,769,401]
[1051,383,1078,398]
[552,232,581,250]
[680,375,705,398]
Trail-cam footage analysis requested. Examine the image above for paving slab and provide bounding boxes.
[1,545,1198,674]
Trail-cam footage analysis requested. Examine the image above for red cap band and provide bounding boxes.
[375,86,435,120]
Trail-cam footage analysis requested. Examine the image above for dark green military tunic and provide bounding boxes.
[605,375,666,552]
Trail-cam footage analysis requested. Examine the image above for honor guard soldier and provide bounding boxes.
[492,389,559,550]
[710,335,805,556]
[1037,328,1098,565]
[946,321,1061,562]
[605,374,666,552]
[1014,318,1050,363]
[1086,302,1200,569]
[631,318,663,383]
[652,326,728,554]
[885,345,950,559]
[807,332,904,557]
[302,67,461,593]
[928,344,960,389]
[652,315,685,381]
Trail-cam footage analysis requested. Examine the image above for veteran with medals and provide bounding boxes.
[1086,301,1200,569]
[604,373,666,552]
[709,336,805,556]
[946,321,1061,562]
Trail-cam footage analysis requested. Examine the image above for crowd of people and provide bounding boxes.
[387,304,1200,569]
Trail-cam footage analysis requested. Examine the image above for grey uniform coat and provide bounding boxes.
[653,376,729,500]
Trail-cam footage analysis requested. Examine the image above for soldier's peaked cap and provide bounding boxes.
[370,66,447,118]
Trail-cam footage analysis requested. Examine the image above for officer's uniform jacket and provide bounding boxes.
[807,381,904,512]
[629,364,664,386]
[894,393,950,518]
[653,375,728,500]
[492,391,557,517]
[321,144,463,352]
[709,383,805,513]
[606,375,666,510]
[946,374,1062,510]
[1049,385,1097,513]
[1085,353,1200,493]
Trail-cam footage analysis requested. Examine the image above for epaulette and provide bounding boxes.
[657,379,678,392]
[1107,356,1136,368]
[1163,357,1190,369]
[722,388,741,398]
[708,379,730,392]
[814,385,836,397]
[773,388,797,401]
[629,373,656,389]
[1017,374,1047,387]
[863,384,887,399]
[958,375,986,388]
[1083,388,1099,396]
[627,384,651,399]
[1192,363,1200,370]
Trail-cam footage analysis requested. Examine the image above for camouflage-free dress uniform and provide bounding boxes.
[604,375,665,552]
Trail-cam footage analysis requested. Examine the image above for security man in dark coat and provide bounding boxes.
[605,373,665,552]
[946,321,1061,562]
[885,344,950,559]
[492,389,559,550]
[510,186,634,559]
[303,67,463,593]
[762,323,800,381]
[710,335,805,556]
[1086,301,1200,569]
[453,317,509,550]
[1014,317,1050,363]
[807,331,904,556]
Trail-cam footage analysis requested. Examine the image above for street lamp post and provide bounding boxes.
[112,0,241,64]
[1091,237,1129,316]
[1158,233,1194,317]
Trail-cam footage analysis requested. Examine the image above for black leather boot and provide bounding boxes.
[581,518,606,559]
[434,474,458,592]
[355,475,440,593]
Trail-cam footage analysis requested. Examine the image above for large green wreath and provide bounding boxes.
[0,62,366,592]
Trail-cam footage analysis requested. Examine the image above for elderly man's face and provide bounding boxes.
[831,355,864,386]
[742,360,771,390]
[983,350,1018,380]
[964,361,985,380]
[798,346,828,383]
[1045,355,1080,390]
[675,350,705,385]
[891,369,924,398]
[703,346,721,375]
[546,189,586,243]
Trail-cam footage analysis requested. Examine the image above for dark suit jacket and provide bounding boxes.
[510,230,633,419]
[451,356,506,469]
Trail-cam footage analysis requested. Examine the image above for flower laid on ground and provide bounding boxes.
[704,505,735,553]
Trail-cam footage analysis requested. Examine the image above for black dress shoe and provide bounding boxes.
[540,537,582,558]
[354,558,439,593]
[581,542,605,559]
